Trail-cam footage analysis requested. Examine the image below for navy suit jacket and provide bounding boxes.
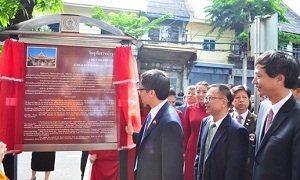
[176,104,187,115]
[253,96,300,180]
[194,114,249,180]
[133,101,184,180]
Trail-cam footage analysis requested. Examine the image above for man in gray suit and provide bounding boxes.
[126,69,184,180]
[252,50,300,179]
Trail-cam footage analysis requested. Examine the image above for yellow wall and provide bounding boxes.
[49,1,235,65]
[186,21,235,64]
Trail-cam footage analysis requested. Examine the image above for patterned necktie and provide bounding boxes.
[141,113,151,141]
[236,115,243,124]
[265,109,273,133]
[202,121,216,176]
[135,113,152,171]
[204,122,216,162]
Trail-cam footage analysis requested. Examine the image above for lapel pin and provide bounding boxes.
[153,120,157,124]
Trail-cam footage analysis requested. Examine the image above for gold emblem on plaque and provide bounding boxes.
[61,16,79,33]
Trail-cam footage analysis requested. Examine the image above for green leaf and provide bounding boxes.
[91,7,172,38]
[205,0,287,40]
[0,0,64,28]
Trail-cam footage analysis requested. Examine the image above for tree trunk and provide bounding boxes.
[12,0,36,25]
[9,0,36,39]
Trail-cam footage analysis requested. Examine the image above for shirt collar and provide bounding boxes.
[233,110,248,121]
[209,114,227,129]
[149,99,168,120]
[271,91,292,119]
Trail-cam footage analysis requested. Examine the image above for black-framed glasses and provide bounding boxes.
[137,88,146,91]
[204,96,224,102]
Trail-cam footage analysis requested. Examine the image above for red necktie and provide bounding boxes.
[265,109,273,133]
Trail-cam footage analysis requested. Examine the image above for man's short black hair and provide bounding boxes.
[256,50,300,89]
[141,69,170,100]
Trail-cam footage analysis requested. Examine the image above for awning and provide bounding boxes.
[138,43,197,65]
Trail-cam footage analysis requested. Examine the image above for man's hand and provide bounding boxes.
[125,124,134,135]
[0,142,7,163]
[89,154,97,164]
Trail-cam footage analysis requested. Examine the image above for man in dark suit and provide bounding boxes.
[230,85,257,180]
[176,85,196,115]
[125,69,184,180]
[252,50,300,179]
[194,84,249,180]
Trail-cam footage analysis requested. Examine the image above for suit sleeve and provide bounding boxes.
[132,132,139,144]
[224,127,249,180]
[162,121,184,180]
[194,119,206,179]
[177,110,184,125]
[292,122,300,179]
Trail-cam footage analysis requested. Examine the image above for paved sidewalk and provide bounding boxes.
[18,151,83,180]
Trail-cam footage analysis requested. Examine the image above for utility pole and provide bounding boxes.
[241,51,247,86]
[249,13,278,113]
[253,16,261,114]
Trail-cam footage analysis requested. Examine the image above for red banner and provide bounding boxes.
[113,46,141,148]
[0,39,26,154]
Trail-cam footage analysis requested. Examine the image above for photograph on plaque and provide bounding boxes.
[27,47,57,68]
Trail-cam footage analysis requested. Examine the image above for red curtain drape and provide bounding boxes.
[113,46,141,149]
[113,46,140,180]
[0,39,26,154]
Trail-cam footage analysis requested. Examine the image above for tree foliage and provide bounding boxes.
[0,0,63,30]
[91,6,172,38]
[0,0,20,28]
[204,0,287,38]
[278,30,300,48]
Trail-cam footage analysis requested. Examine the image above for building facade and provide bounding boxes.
[42,0,300,95]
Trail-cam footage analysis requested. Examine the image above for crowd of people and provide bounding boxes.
[1,50,300,180]
[125,50,300,180]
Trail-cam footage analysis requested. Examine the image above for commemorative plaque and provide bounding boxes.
[23,44,117,150]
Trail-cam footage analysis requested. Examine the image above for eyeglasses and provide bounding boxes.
[137,88,145,91]
[204,96,224,102]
